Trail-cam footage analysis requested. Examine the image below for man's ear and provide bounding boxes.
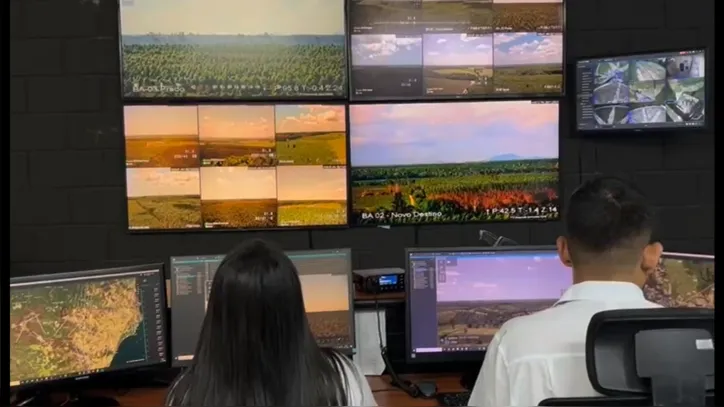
[641,241,664,273]
[557,236,573,267]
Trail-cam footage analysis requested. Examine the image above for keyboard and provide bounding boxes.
[436,391,471,406]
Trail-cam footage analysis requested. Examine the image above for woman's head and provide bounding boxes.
[167,239,348,406]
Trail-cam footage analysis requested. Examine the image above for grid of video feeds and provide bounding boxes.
[119,0,346,99]
[124,104,348,230]
[349,0,564,100]
[349,100,560,225]
[576,49,706,130]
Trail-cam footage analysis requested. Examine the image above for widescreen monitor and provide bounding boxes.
[406,246,572,363]
[576,49,706,131]
[124,104,348,231]
[9,264,168,388]
[169,249,355,366]
[348,0,564,100]
[349,100,560,226]
[119,0,346,100]
[644,252,714,308]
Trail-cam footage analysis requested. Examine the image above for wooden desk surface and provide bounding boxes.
[104,374,463,406]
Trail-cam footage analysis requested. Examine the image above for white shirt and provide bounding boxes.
[468,281,662,407]
[339,355,378,406]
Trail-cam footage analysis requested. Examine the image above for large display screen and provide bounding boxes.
[576,49,706,131]
[349,100,560,225]
[124,104,348,230]
[120,0,346,99]
[644,252,714,309]
[349,0,564,100]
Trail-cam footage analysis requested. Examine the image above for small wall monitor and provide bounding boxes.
[406,246,572,363]
[349,0,564,100]
[644,252,714,309]
[576,49,706,131]
[169,249,355,366]
[119,0,346,100]
[9,264,168,389]
[124,104,348,231]
[349,99,560,226]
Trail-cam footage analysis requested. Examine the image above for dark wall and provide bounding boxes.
[9,0,714,369]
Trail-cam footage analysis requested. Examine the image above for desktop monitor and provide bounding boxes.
[349,100,560,226]
[576,48,706,131]
[348,0,564,100]
[169,248,355,366]
[9,264,168,389]
[643,252,714,308]
[119,0,346,100]
[406,246,572,363]
[123,103,349,231]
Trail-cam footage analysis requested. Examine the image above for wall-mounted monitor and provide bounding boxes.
[119,0,346,100]
[348,0,564,100]
[576,49,706,132]
[349,99,560,226]
[124,104,348,231]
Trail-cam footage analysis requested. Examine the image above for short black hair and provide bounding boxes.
[565,176,655,263]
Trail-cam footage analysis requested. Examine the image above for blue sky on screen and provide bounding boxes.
[349,101,559,167]
[493,33,563,66]
[437,253,572,302]
[120,0,344,35]
[351,35,423,66]
[423,34,493,66]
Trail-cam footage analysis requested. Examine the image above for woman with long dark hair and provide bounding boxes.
[165,239,377,406]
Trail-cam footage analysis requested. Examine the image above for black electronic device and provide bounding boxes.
[353,268,405,294]
[576,48,707,132]
[9,264,168,406]
[437,391,471,406]
[168,249,355,366]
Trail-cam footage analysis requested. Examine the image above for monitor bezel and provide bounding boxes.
[660,251,714,261]
[405,245,561,364]
[9,263,169,390]
[573,47,709,134]
[345,0,567,102]
[348,99,563,228]
[168,248,356,368]
[121,102,352,234]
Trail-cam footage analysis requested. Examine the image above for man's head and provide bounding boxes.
[556,176,662,286]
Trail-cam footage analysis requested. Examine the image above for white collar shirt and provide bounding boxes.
[468,281,662,407]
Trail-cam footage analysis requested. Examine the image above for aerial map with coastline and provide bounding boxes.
[10,278,144,383]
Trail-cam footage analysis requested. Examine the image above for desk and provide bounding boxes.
[98,374,464,406]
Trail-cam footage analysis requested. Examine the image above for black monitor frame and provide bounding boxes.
[168,248,356,367]
[574,47,709,134]
[9,263,169,391]
[405,245,563,364]
[661,251,714,262]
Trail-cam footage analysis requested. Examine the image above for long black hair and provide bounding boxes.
[166,239,350,406]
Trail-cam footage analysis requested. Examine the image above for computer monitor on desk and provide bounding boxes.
[169,248,355,367]
[644,252,714,308]
[9,264,168,400]
[406,246,573,365]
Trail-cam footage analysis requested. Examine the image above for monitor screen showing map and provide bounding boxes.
[9,265,168,388]
[644,252,714,309]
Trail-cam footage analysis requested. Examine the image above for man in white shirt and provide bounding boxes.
[468,176,663,407]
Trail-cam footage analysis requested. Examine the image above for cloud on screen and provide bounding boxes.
[352,34,422,66]
[275,105,345,133]
[494,33,563,66]
[126,168,200,197]
[423,34,493,66]
[199,167,277,200]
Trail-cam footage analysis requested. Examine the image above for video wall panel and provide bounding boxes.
[124,104,348,230]
[349,100,560,225]
[119,0,347,100]
[349,0,564,100]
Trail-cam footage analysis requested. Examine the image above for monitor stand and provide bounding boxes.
[460,368,480,391]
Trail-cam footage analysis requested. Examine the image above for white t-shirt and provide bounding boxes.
[338,355,379,406]
[468,281,662,407]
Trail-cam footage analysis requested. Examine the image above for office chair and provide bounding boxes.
[540,308,715,407]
